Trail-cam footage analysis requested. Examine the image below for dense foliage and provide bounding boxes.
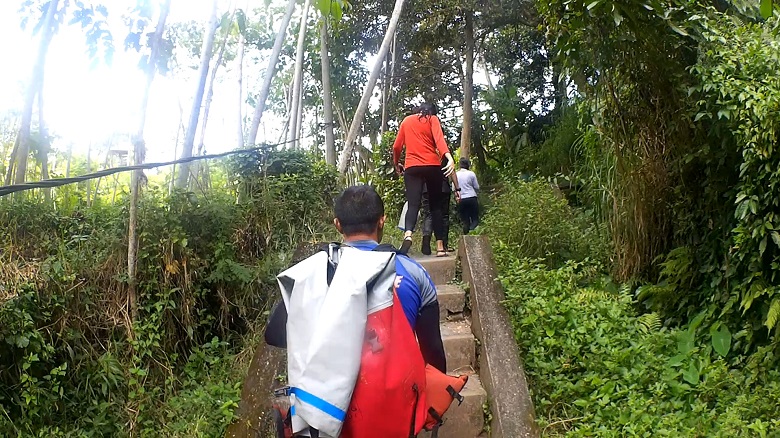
[0,151,339,436]
[510,0,780,353]
[488,181,780,436]
[483,180,608,267]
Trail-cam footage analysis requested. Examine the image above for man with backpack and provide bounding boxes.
[265,185,465,437]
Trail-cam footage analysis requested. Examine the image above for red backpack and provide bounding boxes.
[340,285,428,437]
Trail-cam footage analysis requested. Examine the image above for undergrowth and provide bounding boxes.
[0,150,340,437]
[488,180,780,436]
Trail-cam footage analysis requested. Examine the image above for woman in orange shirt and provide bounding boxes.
[393,103,457,256]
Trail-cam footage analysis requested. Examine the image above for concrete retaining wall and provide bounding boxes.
[459,236,539,438]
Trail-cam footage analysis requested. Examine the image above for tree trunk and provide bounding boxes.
[295,74,305,149]
[65,143,72,178]
[482,56,495,92]
[129,0,172,320]
[460,9,474,160]
[338,0,407,174]
[380,31,397,135]
[236,24,246,148]
[38,89,51,203]
[176,0,219,189]
[552,60,567,114]
[248,0,296,145]
[170,101,184,197]
[4,137,19,186]
[289,0,312,150]
[85,141,92,206]
[14,0,59,184]
[380,45,391,134]
[320,18,336,166]
[195,7,233,185]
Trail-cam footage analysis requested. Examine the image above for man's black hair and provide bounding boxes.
[334,185,385,235]
[459,157,471,169]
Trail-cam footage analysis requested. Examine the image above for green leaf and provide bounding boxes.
[766,299,780,330]
[689,311,706,332]
[16,335,30,348]
[682,362,700,385]
[668,354,686,367]
[669,24,688,36]
[613,9,624,26]
[677,330,694,355]
[331,2,343,22]
[771,231,780,248]
[236,9,247,34]
[317,0,331,16]
[736,201,749,220]
[760,0,773,19]
[587,1,601,11]
[710,324,731,357]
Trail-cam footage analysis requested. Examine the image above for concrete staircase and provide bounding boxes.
[416,254,488,438]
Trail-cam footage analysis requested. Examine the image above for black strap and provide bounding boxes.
[273,408,288,438]
[409,383,420,438]
[427,407,443,426]
[318,242,400,254]
[446,385,464,405]
[372,243,402,254]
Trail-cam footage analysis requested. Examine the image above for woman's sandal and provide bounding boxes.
[399,236,413,255]
[436,250,448,257]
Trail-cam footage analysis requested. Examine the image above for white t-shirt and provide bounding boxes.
[456,169,479,199]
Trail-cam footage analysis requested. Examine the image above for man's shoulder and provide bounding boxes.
[396,253,425,271]
[395,255,435,287]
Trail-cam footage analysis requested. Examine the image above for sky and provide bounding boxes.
[0,0,286,167]
[0,0,488,174]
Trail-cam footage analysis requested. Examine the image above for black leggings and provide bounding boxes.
[404,165,446,240]
[458,197,480,234]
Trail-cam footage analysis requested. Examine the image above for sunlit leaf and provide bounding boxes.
[669,24,688,36]
[760,0,773,19]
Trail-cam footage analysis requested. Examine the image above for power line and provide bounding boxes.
[0,141,288,198]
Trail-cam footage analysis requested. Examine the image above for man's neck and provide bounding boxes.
[344,233,379,243]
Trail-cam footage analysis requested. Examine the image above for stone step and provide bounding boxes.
[415,254,457,285]
[437,284,466,321]
[418,374,488,438]
[441,320,476,373]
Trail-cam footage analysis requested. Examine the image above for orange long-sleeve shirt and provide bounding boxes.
[392,114,450,169]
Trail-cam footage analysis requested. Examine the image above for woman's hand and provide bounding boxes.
[395,163,404,176]
[454,191,461,203]
[442,155,455,177]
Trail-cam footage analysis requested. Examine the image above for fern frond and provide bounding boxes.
[575,288,611,303]
[637,312,662,334]
[765,299,780,330]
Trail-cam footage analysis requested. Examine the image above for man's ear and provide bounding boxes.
[379,215,386,229]
[334,218,343,234]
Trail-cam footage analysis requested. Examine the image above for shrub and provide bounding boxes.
[483,179,608,266]
[497,251,780,436]
[0,150,340,436]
